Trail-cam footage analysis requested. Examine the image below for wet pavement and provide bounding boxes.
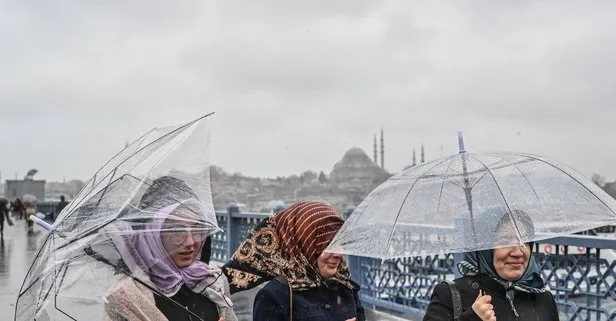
[1,217,46,321]
[0,218,413,321]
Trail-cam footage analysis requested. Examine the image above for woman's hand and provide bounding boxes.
[218,318,224,321]
[472,291,496,321]
[345,318,356,321]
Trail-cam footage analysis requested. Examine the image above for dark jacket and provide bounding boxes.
[154,285,219,321]
[253,278,366,321]
[423,275,559,321]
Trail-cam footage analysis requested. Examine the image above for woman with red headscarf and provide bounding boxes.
[223,201,365,321]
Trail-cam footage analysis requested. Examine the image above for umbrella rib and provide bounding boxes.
[64,112,214,218]
[106,121,197,226]
[53,172,137,247]
[56,173,203,252]
[57,174,154,249]
[17,235,53,297]
[56,307,78,320]
[82,245,207,321]
[402,157,535,182]
[469,154,515,186]
[27,257,60,320]
[511,161,541,203]
[470,155,525,245]
[50,260,73,317]
[108,112,213,172]
[382,155,457,258]
[520,153,616,217]
[54,254,82,294]
[467,155,512,189]
[94,168,118,208]
[469,172,488,190]
[63,128,156,214]
[55,220,114,252]
[59,146,198,248]
[436,157,458,215]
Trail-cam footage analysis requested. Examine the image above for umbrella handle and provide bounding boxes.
[458,131,466,154]
[31,215,53,231]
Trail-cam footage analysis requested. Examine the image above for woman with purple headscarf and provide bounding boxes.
[103,176,236,321]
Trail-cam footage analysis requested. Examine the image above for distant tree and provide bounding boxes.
[301,171,317,182]
[352,195,364,205]
[591,174,616,200]
[318,171,328,184]
[604,183,616,198]
[210,166,226,181]
[288,175,300,185]
[592,174,606,187]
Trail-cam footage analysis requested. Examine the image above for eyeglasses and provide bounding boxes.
[161,226,207,245]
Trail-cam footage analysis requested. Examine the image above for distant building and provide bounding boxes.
[5,179,46,201]
[329,147,390,187]
[45,180,85,200]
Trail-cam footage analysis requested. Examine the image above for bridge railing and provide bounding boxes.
[211,206,616,321]
[41,200,616,321]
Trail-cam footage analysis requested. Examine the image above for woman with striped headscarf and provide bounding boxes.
[223,201,365,321]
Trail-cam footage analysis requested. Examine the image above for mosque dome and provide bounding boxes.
[340,147,373,165]
[330,147,389,185]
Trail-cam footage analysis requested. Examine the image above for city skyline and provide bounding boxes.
[1,138,399,183]
[2,139,614,185]
[1,2,616,182]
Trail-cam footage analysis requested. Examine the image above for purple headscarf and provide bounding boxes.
[107,198,230,306]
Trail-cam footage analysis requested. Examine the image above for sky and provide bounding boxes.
[1,1,615,182]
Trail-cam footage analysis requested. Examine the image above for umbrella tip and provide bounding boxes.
[31,215,53,232]
[458,131,466,154]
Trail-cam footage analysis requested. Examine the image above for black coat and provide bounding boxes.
[423,275,559,321]
[253,279,366,321]
[154,285,219,321]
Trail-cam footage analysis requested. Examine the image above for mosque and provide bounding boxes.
[329,128,426,188]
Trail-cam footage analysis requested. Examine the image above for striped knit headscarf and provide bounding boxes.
[275,201,344,267]
[223,201,355,293]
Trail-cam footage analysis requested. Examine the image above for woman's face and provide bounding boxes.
[317,252,342,278]
[492,222,531,281]
[161,207,206,268]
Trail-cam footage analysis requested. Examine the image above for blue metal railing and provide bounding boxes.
[212,205,616,321]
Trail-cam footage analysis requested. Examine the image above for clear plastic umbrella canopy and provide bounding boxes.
[15,114,222,321]
[327,139,616,260]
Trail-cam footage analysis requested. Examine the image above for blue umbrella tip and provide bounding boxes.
[458,131,466,154]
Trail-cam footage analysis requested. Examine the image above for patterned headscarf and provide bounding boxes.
[223,201,354,293]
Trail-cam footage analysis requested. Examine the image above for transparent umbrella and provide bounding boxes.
[15,113,223,321]
[327,132,616,259]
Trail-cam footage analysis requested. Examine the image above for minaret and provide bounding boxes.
[412,148,417,167]
[373,134,378,164]
[379,127,385,169]
[421,144,425,163]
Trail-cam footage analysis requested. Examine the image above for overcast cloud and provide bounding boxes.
[1,0,615,182]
